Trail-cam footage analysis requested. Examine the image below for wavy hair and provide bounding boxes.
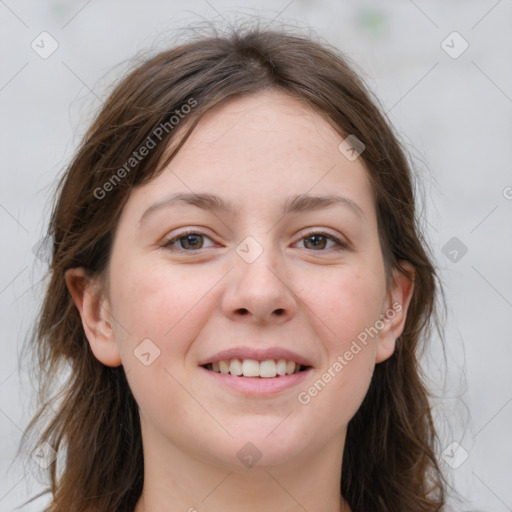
[18,22,447,511]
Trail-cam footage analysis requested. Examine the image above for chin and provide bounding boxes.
[211,426,307,470]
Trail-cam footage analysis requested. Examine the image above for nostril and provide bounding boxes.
[236,308,285,316]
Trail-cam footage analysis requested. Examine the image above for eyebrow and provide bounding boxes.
[138,191,366,224]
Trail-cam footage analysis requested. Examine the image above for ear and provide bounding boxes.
[375,260,415,363]
[64,267,122,367]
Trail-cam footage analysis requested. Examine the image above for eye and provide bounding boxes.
[162,229,349,253]
[163,230,215,251]
[294,231,349,251]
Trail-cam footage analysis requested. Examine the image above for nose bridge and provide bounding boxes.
[236,233,285,294]
[222,233,296,322]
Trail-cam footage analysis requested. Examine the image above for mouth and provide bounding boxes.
[201,358,312,378]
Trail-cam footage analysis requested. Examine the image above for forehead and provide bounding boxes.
[123,89,376,224]
[180,90,345,163]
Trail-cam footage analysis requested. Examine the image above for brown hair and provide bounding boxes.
[18,22,447,512]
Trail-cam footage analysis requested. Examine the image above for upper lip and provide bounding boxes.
[198,347,314,368]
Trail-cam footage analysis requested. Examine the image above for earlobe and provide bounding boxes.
[64,268,122,367]
[375,261,415,363]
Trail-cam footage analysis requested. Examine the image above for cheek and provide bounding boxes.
[311,264,385,347]
[110,258,213,344]
[298,336,376,433]
[113,263,207,425]
[295,266,382,419]
[322,351,375,434]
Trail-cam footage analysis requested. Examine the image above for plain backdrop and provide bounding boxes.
[1,1,511,510]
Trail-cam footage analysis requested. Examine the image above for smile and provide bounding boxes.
[202,358,311,378]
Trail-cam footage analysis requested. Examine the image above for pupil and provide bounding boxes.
[183,234,201,249]
[307,235,326,249]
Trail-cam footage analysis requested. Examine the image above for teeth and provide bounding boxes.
[242,359,260,377]
[229,358,243,376]
[207,358,305,377]
[259,360,276,378]
[219,360,229,374]
[276,359,287,376]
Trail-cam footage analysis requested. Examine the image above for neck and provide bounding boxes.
[133,421,350,512]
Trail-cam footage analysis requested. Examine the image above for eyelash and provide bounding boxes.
[162,229,350,253]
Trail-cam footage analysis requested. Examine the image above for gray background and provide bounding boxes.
[1,0,511,510]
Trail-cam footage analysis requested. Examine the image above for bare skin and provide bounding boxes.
[66,89,414,512]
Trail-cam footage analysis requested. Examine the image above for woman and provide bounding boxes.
[19,24,447,511]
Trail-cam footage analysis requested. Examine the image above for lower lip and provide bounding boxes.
[198,366,313,396]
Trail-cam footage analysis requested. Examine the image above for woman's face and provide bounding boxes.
[77,89,413,471]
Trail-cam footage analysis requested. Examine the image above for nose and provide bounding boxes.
[220,247,297,325]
